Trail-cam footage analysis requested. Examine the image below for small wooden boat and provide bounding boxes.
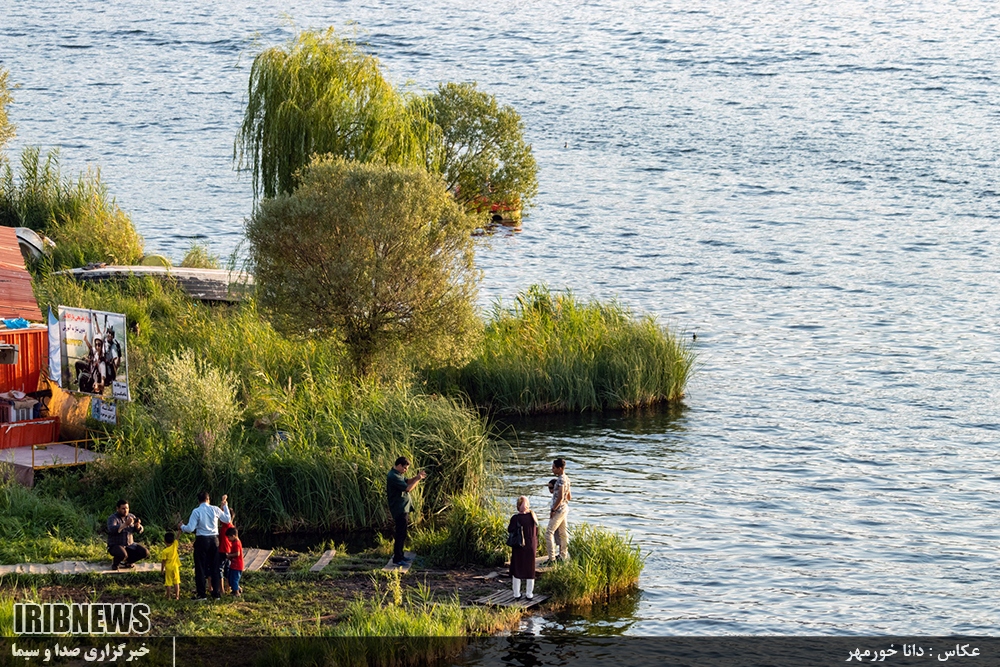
[55,265,254,303]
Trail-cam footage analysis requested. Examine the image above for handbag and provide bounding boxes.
[506,522,525,548]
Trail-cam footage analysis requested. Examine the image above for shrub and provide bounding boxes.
[0,147,143,267]
[539,524,644,607]
[149,349,240,454]
[178,242,220,269]
[411,494,507,567]
[246,157,481,375]
[430,284,694,414]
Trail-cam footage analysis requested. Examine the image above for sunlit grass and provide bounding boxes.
[428,284,694,414]
[539,524,645,607]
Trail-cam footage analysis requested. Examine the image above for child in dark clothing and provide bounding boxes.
[225,527,244,596]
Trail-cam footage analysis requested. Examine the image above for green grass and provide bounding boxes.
[427,284,694,414]
[28,275,495,538]
[539,524,645,607]
[409,494,508,567]
[1,146,143,268]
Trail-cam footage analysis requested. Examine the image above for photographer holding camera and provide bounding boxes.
[107,499,149,570]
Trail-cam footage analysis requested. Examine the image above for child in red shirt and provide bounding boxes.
[218,512,235,593]
[225,526,244,596]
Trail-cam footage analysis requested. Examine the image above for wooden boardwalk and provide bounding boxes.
[382,551,415,572]
[0,560,159,575]
[242,548,272,572]
[309,549,336,572]
[472,590,550,609]
[56,265,254,303]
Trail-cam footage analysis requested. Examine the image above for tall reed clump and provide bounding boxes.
[0,472,104,565]
[410,494,507,567]
[539,524,644,607]
[429,284,694,414]
[33,274,495,536]
[0,147,143,268]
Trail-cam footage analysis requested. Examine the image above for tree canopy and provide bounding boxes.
[428,82,538,218]
[235,28,439,200]
[235,29,538,221]
[0,68,15,154]
[245,157,481,375]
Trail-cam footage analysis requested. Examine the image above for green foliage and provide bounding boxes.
[0,147,143,267]
[149,349,241,454]
[410,494,507,567]
[0,473,107,565]
[235,27,439,200]
[0,67,14,153]
[428,82,538,220]
[428,284,694,414]
[246,156,481,375]
[539,524,645,607]
[333,578,519,637]
[30,274,493,535]
[178,242,220,269]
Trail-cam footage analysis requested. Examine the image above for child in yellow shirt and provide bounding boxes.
[161,532,181,600]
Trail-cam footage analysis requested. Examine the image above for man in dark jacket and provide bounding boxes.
[106,499,149,570]
[386,456,426,566]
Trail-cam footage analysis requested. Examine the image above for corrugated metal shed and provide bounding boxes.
[0,226,42,322]
[0,325,49,394]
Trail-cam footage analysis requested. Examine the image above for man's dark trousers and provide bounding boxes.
[393,513,408,563]
[108,543,149,569]
[193,535,221,599]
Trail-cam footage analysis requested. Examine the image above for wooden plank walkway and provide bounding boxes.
[472,590,549,609]
[309,549,336,572]
[382,551,415,572]
[56,266,254,303]
[242,548,272,572]
[0,561,159,575]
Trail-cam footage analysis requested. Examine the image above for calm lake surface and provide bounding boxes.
[3,0,1000,635]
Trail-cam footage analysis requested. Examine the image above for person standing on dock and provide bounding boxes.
[545,458,571,565]
[387,456,426,566]
[509,496,539,600]
[179,491,230,600]
[106,499,149,570]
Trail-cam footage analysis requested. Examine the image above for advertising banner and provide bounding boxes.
[57,307,130,401]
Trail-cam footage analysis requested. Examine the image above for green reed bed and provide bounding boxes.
[1,147,144,268]
[539,524,645,607]
[428,284,694,414]
[31,274,494,537]
[410,494,508,567]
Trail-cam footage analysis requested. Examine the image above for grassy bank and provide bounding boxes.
[539,524,644,607]
[427,285,694,415]
[28,275,494,538]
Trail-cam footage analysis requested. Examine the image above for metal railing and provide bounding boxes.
[28,436,110,470]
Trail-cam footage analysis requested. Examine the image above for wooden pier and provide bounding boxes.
[382,551,415,572]
[56,265,254,303]
[309,549,336,572]
[472,590,550,609]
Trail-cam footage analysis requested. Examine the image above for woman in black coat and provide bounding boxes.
[508,495,539,599]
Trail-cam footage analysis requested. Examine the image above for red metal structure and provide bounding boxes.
[0,226,60,450]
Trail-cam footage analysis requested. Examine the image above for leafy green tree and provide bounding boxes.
[428,82,538,220]
[245,157,481,375]
[235,28,440,200]
[0,68,14,153]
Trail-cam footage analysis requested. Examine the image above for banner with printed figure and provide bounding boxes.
[58,307,130,401]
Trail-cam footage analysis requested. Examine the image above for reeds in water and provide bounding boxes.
[539,524,645,607]
[429,284,694,414]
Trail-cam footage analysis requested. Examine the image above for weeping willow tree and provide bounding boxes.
[235,28,441,200]
[0,67,14,154]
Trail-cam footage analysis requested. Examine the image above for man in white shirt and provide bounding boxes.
[545,458,571,564]
[179,491,230,600]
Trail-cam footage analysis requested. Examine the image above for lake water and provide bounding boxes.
[3,0,1000,635]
